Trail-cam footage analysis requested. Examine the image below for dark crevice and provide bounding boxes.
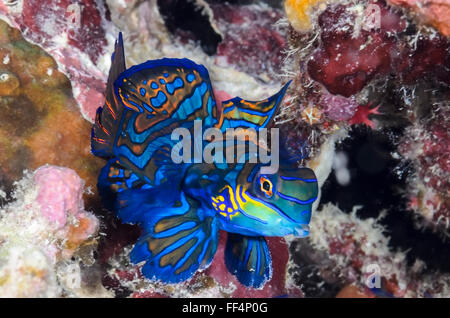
[320,125,450,274]
[205,0,284,8]
[157,0,222,56]
[289,240,342,297]
[320,126,407,219]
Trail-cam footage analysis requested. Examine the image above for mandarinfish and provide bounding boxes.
[91,33,318,289]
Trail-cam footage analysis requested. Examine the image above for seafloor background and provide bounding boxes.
[0,0,448,298]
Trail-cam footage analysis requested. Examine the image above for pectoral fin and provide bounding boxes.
[97,158,156,211]
[128,193,219,284]
[98,156,186,217]
[225,233,272,289]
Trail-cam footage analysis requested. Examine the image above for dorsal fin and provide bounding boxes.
[113,58,218,134]
[216,81,291,132]
[91,32,126,158]
[109,58,218,182]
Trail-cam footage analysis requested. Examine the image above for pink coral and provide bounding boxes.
[33,165,98,259]
[0,165,101,296]
[319,93,359,121]
[35,165,84,228]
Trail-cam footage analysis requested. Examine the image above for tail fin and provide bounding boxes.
[91,33,126,158]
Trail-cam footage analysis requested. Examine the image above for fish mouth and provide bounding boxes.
[293,224,310,237]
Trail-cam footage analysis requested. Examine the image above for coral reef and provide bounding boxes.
[210,2,288,82]
[284,0,327,32]
[0,0,113,121]
[0,0,448,298]
[106,0,284,100]
[388,0,450,36]
[0,19,103,200]
[277,0,450,298]
[33,166,99,258]
[0,165,107,297]
[399,104,450,231]
[307,1,449,97]
[299,203,450,297]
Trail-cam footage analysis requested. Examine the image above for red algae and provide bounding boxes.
[307,1,449,97]
[211,3,287,82]
[399,105,450,230]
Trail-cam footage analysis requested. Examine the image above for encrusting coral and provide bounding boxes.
[0,19,104,201]
[0,165,106,297]
[0,0,113,122]
[284,0,328,32]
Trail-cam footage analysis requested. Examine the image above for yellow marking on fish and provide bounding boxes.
[241,188,252,202]
[236,185,245,207]
[240,99,272,112]
[224,108,268,125]
[211,186,241,219]
[219,185,238,210]
[236,184,267,211]
[222,101,233,108]
[228,211,240,220]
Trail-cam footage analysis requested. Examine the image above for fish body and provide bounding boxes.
[92,33,318,288]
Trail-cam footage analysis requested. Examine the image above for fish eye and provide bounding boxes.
[259,176,273,198]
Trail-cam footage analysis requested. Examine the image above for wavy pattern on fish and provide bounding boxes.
[92,33,319,288]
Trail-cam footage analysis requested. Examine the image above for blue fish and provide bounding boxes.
[91,33,319,289]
